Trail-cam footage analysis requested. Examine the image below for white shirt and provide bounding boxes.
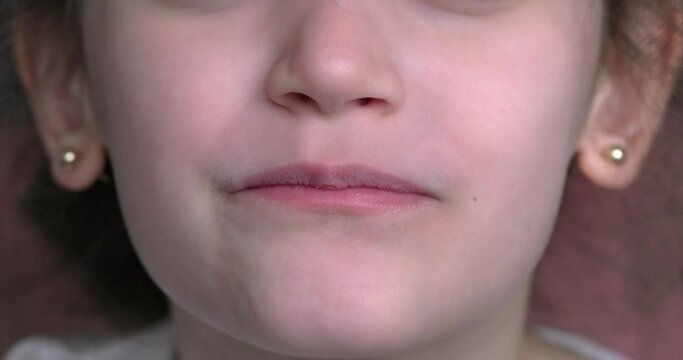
[3,322,173,360]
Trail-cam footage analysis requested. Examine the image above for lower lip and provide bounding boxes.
[235,186,433,213]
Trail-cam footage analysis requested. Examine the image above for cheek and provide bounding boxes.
[82,4,277,216]
[83,10,244,154]
[400,4,603,285]
[80,5,262,289]
[410,6,601,195]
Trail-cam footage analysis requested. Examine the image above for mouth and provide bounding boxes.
[225,162,438,213]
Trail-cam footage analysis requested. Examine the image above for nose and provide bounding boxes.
[266,3,404,117]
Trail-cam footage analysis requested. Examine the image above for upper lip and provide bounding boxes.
[229,162,436,198]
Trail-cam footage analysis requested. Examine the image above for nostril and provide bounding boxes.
[357,97,384,107]
[284,93,314,104]
[280,93,386,112]
[297,93,314,104]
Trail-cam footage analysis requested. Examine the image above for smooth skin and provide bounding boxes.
[14,0,682,359]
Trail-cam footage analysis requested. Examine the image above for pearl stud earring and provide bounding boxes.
[59,147,80,169]
[605,145,627,166]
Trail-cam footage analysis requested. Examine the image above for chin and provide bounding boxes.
[226,264,447,359]
[245,308,432,359]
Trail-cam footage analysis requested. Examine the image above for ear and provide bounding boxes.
[13,14,105,191]
[577,6,683,189]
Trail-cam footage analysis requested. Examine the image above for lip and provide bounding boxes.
[226,163,438,213]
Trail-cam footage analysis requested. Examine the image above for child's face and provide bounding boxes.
[81,0,604,356]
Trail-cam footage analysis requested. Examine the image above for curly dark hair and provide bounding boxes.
[1,0,681,328]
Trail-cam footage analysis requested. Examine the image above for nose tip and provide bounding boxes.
[266,4,403,116]
[267,54,402,115]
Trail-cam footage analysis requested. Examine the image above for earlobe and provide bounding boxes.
[51,141,106,192]
[576,130,641,190]
[577,61,647,190]
[13,16,106,191]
